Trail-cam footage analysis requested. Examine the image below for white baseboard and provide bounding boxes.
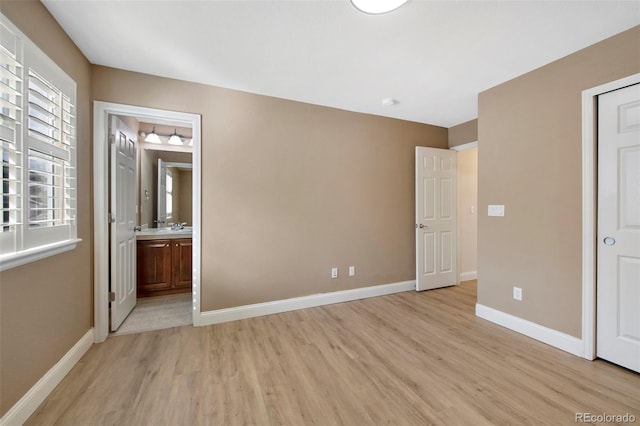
[475,304,583,357]
[459,271,477,281]
[1,329,94,426]
[199,280,416,326]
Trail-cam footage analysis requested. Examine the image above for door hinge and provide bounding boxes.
[109,292,116,302]
[109,212,116,223]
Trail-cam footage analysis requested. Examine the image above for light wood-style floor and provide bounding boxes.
[27,281,639,425]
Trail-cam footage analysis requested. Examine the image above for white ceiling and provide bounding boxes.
[42,1,639,128]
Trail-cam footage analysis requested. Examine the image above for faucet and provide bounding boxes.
[170,222,187,230]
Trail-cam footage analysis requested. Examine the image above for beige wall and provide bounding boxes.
[0,1,93,416]
[116,114,139,136]
[478,26,640,338]
[457,148,478,278]
[91,65,448,310]
[448,119,478,148]
[158,151,192,164]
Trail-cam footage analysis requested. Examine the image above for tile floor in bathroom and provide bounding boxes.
[110,293,192,336]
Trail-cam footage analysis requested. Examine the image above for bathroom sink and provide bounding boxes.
[152,226,191,233]
[136,226,193,240]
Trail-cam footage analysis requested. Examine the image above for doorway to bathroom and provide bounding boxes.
[93,102,202,343]
[112,117,193,335]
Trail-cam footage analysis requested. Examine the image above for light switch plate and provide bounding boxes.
[488,205,505,217]
[513,287,523,301]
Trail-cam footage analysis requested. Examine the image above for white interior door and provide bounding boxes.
[110,116,137,331]
[157,158,167,226]
[596,83,640,373]
[415,147,457,291]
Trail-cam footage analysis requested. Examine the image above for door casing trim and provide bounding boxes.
[581,73,640,360]
[93,101,202,343]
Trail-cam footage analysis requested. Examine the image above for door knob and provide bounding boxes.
[603,237,616,246]
[418,224,429,229]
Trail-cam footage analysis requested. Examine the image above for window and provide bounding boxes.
[0,14,78,271]
[165,169,173,220]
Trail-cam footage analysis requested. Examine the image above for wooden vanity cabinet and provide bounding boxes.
[171,238,193,289]
[137,238,192,297]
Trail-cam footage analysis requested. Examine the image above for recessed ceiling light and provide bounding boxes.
[382,98,399,106]
[351,0,409,14]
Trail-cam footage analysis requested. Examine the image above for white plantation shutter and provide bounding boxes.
[0,12,78,267]
[0,19,23,255]
[166,169,173,219]
[26,70,76,230]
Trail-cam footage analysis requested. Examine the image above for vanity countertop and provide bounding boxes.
[136,227,193,240]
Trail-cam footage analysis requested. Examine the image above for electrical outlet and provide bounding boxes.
[331,267,338,279]
[513,287,523,301]
[349,266,355,277]
[488,204,505,217]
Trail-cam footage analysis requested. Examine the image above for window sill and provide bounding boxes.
[0,238,82,272]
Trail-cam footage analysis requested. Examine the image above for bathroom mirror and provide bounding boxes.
[157,159,192,227]
[139,149,193,228]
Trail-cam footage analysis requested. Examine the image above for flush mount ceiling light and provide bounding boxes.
[351,0,409,14]
[167,129,184,146]
[382,97,399,106]
[144,126,161,144]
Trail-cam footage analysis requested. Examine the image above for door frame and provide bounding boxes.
[93,101,202,343]
[581,73,640,360]
[450,141,478,283]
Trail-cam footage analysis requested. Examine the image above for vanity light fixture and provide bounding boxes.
[144,126,161,144]
[351,0,408,14]
[167,129,183,145]
[188,138,193,147]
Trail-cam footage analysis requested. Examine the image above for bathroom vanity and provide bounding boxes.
[136,227,192,297]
